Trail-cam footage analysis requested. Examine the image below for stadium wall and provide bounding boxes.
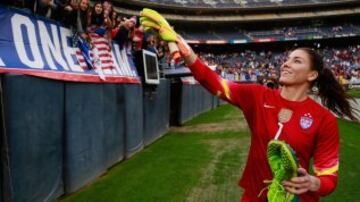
[0,74,219,201]
[1,74,64,202]
[170,77,218,126]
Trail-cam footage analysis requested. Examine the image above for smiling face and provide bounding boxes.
[79,0,89,11]
[94,3,103,15]
[279,49,319,87]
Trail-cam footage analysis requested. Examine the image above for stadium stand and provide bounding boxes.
[177,24,360,42]
[125,0,358,8]
[198,45,360,88]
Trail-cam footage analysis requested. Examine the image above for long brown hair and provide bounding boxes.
[297,47,359,121]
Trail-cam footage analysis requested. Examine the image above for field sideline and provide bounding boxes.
[61,105,360,202]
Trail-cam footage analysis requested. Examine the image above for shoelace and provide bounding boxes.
[258,179,288,201]
[258,165,294,202]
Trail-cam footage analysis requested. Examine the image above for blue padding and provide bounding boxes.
[211,96,217,109]
[179,84,193,124]
[201,86,213,113]
[178,83,216,125]
[64,83,125,193]
[123,84,144,158]
[219,97,228,105]
[2,74,64,202]
[102,84,125,168]
[192,85,200,117]
[143,79,170,146]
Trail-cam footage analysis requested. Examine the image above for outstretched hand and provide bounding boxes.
[140,8,196,64]
[140,8,178,42]
[282,168,320,194]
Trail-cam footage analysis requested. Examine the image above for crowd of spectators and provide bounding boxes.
[181,23,360,42]
[323,45,360,88]
[247,24,360,40]
[199,50,283,88]
[199,45,360,89]
[123,0,349,8]
[1,0,177,70]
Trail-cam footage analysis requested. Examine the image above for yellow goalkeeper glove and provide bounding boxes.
[140,8,191,57]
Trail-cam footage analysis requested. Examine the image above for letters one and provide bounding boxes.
[10,14,82,71]
[11,14,44,69]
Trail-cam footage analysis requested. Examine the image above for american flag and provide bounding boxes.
[74,26,138,79]
[75,32,115,71]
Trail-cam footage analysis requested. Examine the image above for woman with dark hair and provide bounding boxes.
[111,11,119,28]
[88,1,104,27]
[72,0,89,39]
[33,0,57,19]
[140,9,359,202]
[102,0,113,27]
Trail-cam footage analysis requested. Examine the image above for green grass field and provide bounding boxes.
[347,88,360,98]
[61,105,360,202]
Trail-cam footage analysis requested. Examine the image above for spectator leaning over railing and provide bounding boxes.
[111,11,119,28]
[70,0,89,40]
[145,34,159,55]
[112,16,136,50]
[132,25,144,52]
[68,0,93,69]
[86,1,112,48]
[157,40,170,70]
[87,1,104,28]
[34,0,57,19]
[102,0,114,47]
[114,15,123,28]
[57,0,78,27]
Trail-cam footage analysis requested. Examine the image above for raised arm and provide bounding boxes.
[139,8,265,108]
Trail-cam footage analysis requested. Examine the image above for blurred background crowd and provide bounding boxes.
[199,45,360,89]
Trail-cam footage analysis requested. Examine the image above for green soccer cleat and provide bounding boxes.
[266,140,300,202]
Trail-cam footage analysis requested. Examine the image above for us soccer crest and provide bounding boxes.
[278,108,293,123]
[300,113,313,129]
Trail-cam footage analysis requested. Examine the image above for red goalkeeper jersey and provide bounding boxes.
[188,58,339,202]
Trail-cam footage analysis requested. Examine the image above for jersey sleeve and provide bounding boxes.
[188,57,265,117]
[312,114,339,196]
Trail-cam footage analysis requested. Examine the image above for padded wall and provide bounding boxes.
[64,83,125,193]
[2,74,64,202]
[142,80,171,146]
[123,84,144,158]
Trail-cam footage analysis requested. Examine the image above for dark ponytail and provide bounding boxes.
[297,47,359,121]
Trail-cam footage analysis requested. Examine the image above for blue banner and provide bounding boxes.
[0,6,140,83]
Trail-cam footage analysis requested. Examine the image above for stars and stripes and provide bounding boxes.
[74,28,137,79]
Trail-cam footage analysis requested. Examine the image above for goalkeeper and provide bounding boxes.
[140,9,358,202]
